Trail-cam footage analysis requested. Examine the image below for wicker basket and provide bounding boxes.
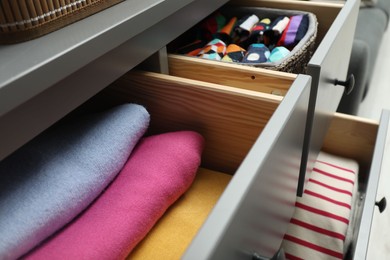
[171,6,318,74]
[229,7,318,74]
[0,0,124,44]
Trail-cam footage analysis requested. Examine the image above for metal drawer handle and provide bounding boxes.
[334,74,355,95]
[375,197,387,213]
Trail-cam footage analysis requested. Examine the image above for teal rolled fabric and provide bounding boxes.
[0,103,150,260]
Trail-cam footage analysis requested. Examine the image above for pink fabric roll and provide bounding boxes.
[25,131,204,260]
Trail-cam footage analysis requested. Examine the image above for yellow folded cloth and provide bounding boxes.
[128,168,232,259]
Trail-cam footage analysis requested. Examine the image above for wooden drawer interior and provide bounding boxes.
[78,69,288,258]
[90,69,284,174]
[322,112,383,259]
[78,65,380,259]
[168,54,296,96]
[323,113,378,180]
[68,1,363,258]
[79,68,308,259]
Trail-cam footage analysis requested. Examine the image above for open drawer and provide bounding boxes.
[164,0,360,195]
[322,111,390,260]
[86,69,311,259]
[182,109,389,260]
[87,67,388,260]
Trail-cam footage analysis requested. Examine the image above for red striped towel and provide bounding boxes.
[281,151,359,260]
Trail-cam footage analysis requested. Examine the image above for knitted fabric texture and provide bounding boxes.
[281,151,358,260]
[277,15,309,50]
[242,43,270,63]
[198,38,227,60]
[0,104,150,260]
[25,131,204,260]
[222,44,246,62]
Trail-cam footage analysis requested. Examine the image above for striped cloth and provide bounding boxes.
[281,151,359,260]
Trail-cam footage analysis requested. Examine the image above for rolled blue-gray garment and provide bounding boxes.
[0,103,150,260]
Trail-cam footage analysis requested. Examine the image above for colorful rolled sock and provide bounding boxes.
[25,131,205,260]
[268,46,290,62]
[233,14,259,43]
[264,16,290,46]
[0,104,150,260]
[249,18,272,43]
[222,44,246,62]
[242,43,270,63]
[197,38,227,60]
[277,14,309,49]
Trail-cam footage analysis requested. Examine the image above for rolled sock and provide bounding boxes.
[198,38,227,60]
[222,44,246,62]
[0,104,150,260]
[264,16,290,46]
[233,14,259,43]
[237,14,259,32]
[249,18,272,43]
[271,16,290,34]
[242,43,270,63]
[268,46,290,62]
[25,131,205,260]
[277,15,309,49]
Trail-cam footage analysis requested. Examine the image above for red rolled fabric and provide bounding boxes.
[25,131,204,260]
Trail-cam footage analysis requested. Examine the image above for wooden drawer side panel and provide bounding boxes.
[106,70,282,174]
[168,54,295,96]
[322,112,378,179]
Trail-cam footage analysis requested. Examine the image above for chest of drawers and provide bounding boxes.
[0,0,387,259]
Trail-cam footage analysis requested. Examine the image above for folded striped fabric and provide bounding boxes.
[281,151,359,260]
[25,131,204,260]
[0,104,150,260]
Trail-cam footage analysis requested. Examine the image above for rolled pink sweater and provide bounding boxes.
[25,131,204,260]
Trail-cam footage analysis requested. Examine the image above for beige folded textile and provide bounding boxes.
[282,151,359,260]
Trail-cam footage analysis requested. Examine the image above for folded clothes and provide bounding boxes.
[0,104,150,260]
[281,151,358,260]
[129,168,232,260]
[25,131,204,260]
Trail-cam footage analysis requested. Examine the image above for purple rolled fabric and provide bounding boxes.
[277,15,309,49]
